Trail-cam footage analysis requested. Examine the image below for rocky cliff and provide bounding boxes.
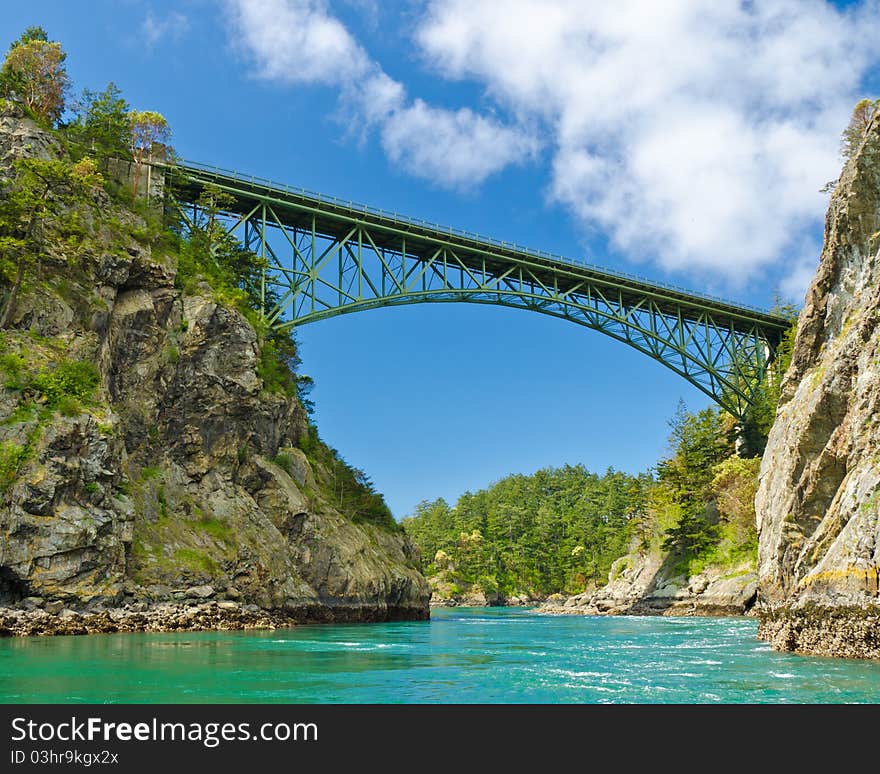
[538,539,756,617]
[0,108,429,634]
[755,115,880,658]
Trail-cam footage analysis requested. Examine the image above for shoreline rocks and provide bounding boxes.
[536,559,757,618]
[0,599,429,638]
[757,604,880,659]
[429,591,543,608]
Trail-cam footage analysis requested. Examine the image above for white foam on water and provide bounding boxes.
[547,669,610,678]
[457,619,504,625]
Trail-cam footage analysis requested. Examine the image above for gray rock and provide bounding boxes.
[0,112,429,631]
[755,113,880,657]
[186,585,215,599]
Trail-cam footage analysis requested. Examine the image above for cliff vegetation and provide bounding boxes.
[0,26,429,634]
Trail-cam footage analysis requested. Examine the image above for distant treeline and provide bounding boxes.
[402,393,791,597]
[403,465,651,595]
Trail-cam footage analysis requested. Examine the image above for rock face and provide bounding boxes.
[755,115,880,658]
[538,546,756,617]
[0,108,429,631]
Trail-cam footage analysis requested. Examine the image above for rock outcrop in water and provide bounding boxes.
[0,106,429,633]
[754,114,880,658]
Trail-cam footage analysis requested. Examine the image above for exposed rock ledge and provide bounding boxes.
[0,599,428,638]
[537,552,756,617]
[429,597,538,608]
[429,592,542,608]
[757,605,880,659]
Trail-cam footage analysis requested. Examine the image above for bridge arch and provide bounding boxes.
[163,160,790,419]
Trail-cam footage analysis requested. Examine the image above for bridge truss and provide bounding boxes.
[162,161,791,419]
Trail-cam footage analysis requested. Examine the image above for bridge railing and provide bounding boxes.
[166,158,780,319]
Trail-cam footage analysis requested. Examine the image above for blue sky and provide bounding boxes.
[6,1,879,517]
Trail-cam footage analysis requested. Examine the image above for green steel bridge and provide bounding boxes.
[159,160,791,419]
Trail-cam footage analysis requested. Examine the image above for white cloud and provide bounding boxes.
[225,0,536,186]
[379,99,538,186]
[226,0,370,85]
[142,10,189,46]
[224,0,880,286]
[416,0,880,282]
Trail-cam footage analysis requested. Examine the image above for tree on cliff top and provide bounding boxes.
[841,98,880,160]
[128,110,171,199]
[0,26,70,124]
[70,82,131,161]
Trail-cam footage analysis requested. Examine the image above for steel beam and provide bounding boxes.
[162,161,791,419]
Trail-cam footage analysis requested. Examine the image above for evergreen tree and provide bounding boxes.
[402,466,649,596]
[70,82,131,159]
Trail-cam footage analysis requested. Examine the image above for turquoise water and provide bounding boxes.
[1,607,879,703]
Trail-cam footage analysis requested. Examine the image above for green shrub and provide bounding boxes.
[32,360,99,407]
[0,353,27,390]
[55,395,82,417]
[0,441,27,492]
[257,339,296,396]
[195,517,232,541]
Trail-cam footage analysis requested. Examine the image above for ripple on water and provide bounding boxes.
[2,609,879,703]
[547,669,611,679]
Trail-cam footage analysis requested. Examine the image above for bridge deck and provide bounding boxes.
[162,160,790,339]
